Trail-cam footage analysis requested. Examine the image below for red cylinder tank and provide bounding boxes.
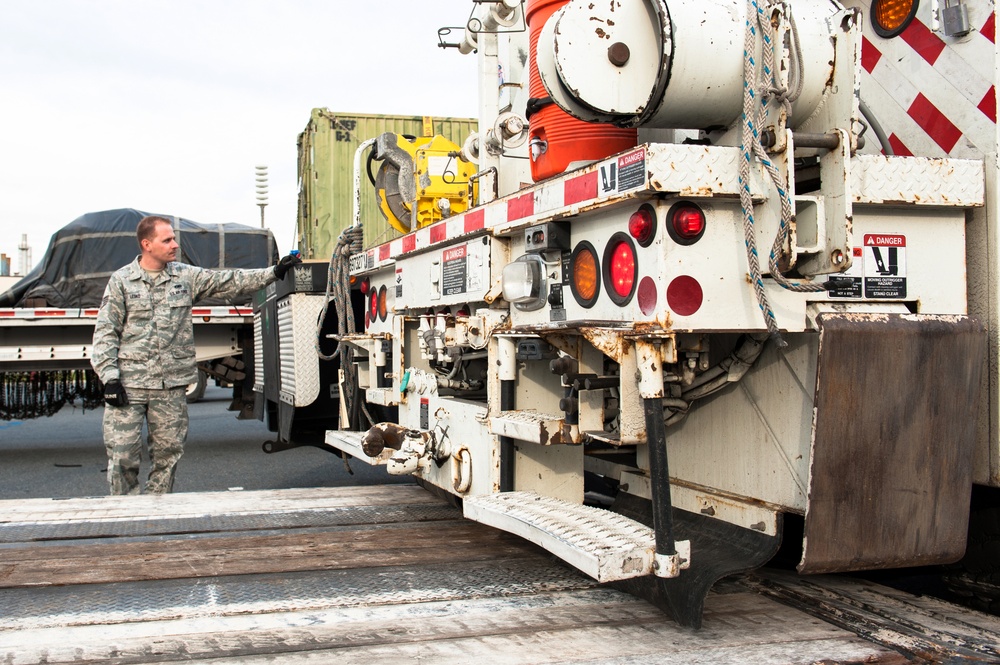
[525,0,637,182]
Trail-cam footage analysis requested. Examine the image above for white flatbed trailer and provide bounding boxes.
[0,306,253,372]
[1,485,997,664]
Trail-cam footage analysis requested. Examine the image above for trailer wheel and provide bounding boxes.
[185,370,207,403]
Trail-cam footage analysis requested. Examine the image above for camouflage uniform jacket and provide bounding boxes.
[91,256,276,389]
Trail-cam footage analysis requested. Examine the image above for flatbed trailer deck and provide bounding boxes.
[1,485,998,663]
[0,306,253,372]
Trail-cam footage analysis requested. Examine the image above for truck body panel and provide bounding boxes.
[847,0,1000,485]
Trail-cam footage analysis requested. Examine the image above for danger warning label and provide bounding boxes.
[863,234,906,299]
[441,245,468,296]
[598,149,646,196]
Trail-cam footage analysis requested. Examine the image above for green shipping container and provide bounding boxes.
[297,110,479,260]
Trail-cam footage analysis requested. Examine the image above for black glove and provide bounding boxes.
[104,379,129,407]
[274,252,302,280]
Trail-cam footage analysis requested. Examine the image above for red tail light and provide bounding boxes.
[667,202,706,245]
[602,233,637,306]
[360,278,370,295]
[369,289,378,321]
[627,204,656,247]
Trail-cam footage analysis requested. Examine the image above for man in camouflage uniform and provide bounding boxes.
[91,215,301,495]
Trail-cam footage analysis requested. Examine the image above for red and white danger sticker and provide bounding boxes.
[863,234,907,299]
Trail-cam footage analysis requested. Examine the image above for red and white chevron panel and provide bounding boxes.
[857,0,996,159]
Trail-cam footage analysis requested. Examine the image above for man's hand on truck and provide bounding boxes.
[103,379,129,407]
[273,251,302,280]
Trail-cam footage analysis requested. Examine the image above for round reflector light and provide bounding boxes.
[377,285,388,321]
[569,241,600,308]
[602,233,638,306]
[628,204,656,247]
[667,275,704,316]
[360,278,370,295]
[637,276,657,316]
[667,202,706,245]
[871,0,918,37]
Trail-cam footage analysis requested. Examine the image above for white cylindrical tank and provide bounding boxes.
[536,0,844,131]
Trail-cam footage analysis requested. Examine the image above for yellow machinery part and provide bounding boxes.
[376,133,478,235]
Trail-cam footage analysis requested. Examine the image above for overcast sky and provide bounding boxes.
[0,1,479,274]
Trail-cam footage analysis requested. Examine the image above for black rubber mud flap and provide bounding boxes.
[610,492,783,629]
[800,313,986,574]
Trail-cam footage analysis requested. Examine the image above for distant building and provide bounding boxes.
[0,253,9,276]
[18,234,32,277]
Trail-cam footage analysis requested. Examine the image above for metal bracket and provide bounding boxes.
[653,540,691,578]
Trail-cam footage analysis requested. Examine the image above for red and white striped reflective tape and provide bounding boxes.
[0,306,252,319]
[861,11,995,157]
[354,149,643,273]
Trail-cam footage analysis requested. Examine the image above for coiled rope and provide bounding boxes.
[740,0,826,342]
[317,224,365,421]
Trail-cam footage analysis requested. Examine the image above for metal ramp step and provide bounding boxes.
[463,491,657,583]
[489,410,568,445]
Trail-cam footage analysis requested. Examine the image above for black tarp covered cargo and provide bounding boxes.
[0,209,278,308]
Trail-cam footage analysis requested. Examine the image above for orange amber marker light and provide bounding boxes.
[378,285,388,321]
[572,247,599,303]
[872,0,918,37]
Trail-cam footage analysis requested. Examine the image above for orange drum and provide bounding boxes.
[525,0,637,182]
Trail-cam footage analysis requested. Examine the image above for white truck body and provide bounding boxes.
[264,0,1000,627]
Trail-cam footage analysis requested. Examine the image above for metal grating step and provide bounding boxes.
[463,491,657,583]
[489,410,568,445]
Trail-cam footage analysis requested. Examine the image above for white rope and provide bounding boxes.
[739,0,781,338]
[739,0,827,341]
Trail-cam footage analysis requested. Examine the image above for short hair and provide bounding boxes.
[137,216,172,245]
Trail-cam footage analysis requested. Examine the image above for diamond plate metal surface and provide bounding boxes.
[277,293,325,406]
[0,556,595,631]
[464,491,656,582]
[252,310,264,393]
[0,503,459,544]
[851,155,985,206]
[646,144,766,199]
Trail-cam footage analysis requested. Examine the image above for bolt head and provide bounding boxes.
[608,42,631,67]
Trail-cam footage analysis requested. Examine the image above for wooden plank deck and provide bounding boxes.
[0,486,938,663]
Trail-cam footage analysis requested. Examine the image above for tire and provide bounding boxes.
[185,370,208,403]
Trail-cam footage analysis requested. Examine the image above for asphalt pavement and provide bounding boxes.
[0,384,411,499]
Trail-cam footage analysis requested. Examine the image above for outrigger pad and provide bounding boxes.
[800,313,986,574]
[609,493,782,629]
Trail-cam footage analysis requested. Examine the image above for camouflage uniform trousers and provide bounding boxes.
[103,386,188,495]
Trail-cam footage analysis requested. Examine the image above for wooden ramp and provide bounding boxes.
[0,485,950,663]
